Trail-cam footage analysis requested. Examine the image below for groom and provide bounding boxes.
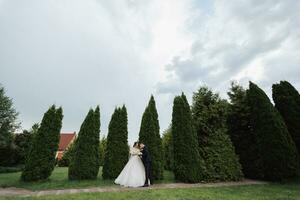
[139,142,153,187]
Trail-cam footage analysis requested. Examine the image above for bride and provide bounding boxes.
[114,142,146,187]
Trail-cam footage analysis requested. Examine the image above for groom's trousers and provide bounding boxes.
[144,163,153,185]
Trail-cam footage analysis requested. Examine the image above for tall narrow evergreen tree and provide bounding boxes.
[93,106,101,175]
[139,95,164,180]
[247,82,300,181]
[227,82,263,179]
[68,107,100,180]
[21,105,63,181]
[102,106,129,179]
[172,93,206,183]
[272,81,300,153]
[192,87,242,181]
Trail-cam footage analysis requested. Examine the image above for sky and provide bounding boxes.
[1,0,300,144]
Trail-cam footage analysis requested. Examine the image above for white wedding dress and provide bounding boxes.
[114,147,146,187]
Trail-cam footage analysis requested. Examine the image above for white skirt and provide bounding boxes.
[115,155,146,187]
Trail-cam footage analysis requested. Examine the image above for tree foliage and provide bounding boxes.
[13,123,38,166]
[14,130,32,165]
[272,81,300,154]
[247,82,300,181]
[172,93,206,183]
[102,105,129,179]
[0,85,19,166]
[0,86,19,139]
[162,126,174,171]
[139,95,164,180]
[227,82,263,179]
[192,86,243,181]
[99,136,107,166]
[68,106,100,180]
[21,105,63,181]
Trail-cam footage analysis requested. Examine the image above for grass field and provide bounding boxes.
[0,182,300,200]
[0,167,175,191]
[1,167,299,200]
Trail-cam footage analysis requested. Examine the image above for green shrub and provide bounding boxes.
[192,86,243,181]
[172,93,206,183]
[273,81,300,154]
[13,130,32,165]
[68,107,100,180]
[139,96,164,180]
[21,105,63,181]
[227,82,263,179]
[247,82,300,181]
[103,106,129,179]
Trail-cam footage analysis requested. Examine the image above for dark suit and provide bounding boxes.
[141,146,153,185]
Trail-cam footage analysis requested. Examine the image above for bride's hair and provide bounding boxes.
[133,142,140,148]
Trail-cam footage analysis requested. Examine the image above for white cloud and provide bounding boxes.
[157,0,300,97]
[1,0,300,143]
[0,0,194,143]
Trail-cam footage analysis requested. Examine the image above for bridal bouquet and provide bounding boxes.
[130,147,142,156]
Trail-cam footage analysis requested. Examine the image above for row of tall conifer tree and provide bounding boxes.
[164,81,300,182]
[20,80,300,183]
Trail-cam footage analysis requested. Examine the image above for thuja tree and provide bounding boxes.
[68,106,100,180]
[102,106,129,179]
[192,87,242,181]
[139,95,164,180]
[93,106,101,169]
[227,82,263,179]
[162,126,174,171]
[273,81,300,154]
[247,82,300,181]
[172,93,206,183]
[21,105,63,181]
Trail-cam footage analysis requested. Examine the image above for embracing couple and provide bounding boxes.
[115,142,153,187]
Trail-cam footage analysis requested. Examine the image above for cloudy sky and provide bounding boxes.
[1,0,300,144]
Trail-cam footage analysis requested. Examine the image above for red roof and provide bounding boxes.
[58,132,76,151]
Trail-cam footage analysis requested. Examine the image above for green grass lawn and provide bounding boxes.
[0,167,175,191]
[1,167,300,200]
[1,183,300,200]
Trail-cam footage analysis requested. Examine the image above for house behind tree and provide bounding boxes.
[56,132,76,160]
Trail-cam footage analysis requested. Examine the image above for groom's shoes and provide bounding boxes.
[142,184,149,187]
